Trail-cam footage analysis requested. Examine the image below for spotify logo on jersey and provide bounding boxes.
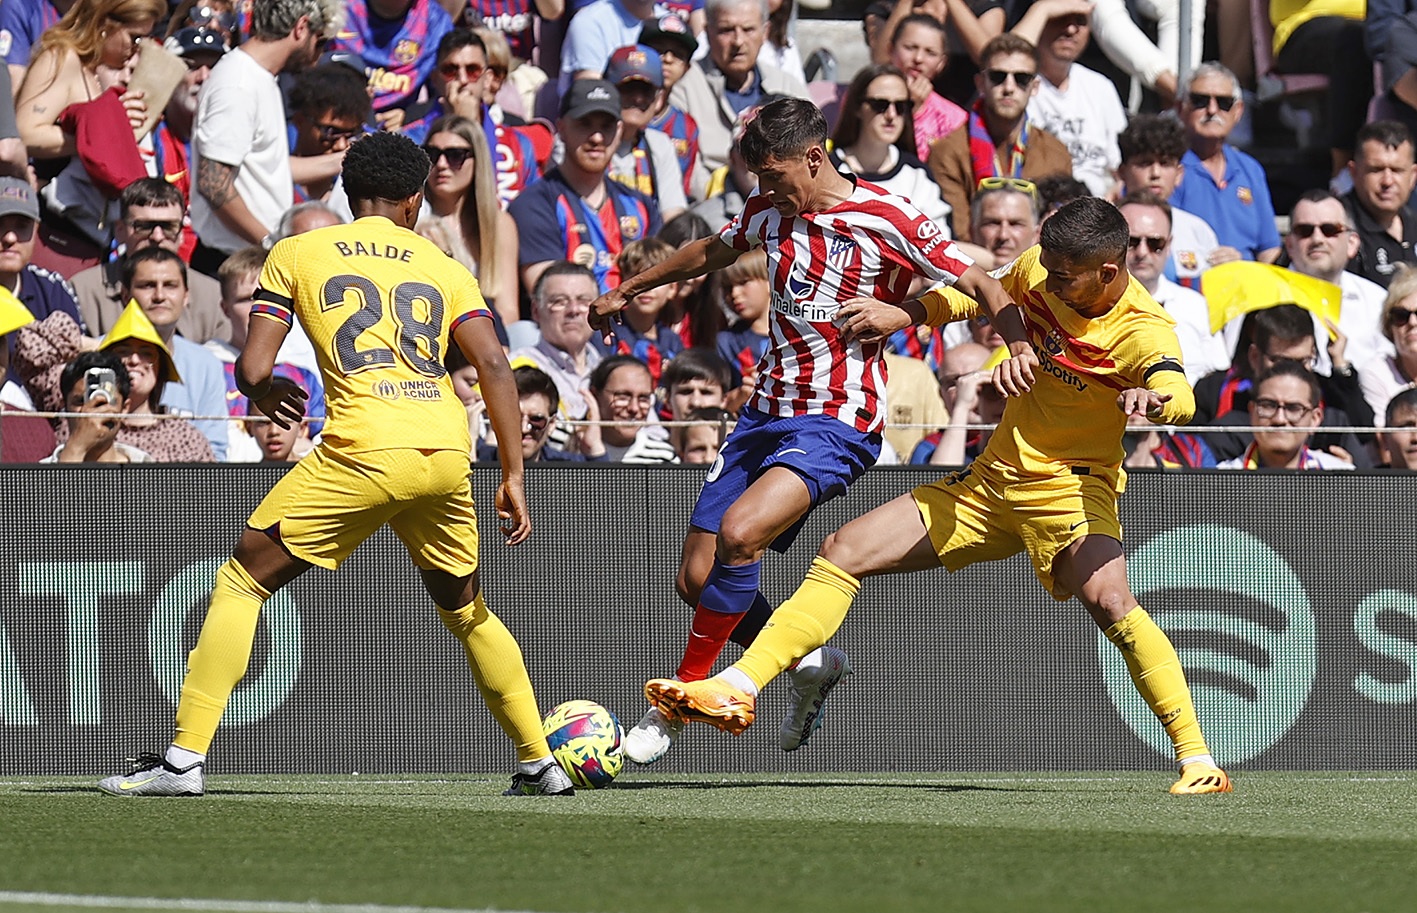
[1099,524,1317,766]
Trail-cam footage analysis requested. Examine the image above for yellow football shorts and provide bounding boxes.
[248,445,480,574]
[912,465,1124,600]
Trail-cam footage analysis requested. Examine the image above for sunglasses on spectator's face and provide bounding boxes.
[985,69,1035,88]
[424,146,473,169]
[524,413,551,432]
[1188,92,1236,111]
[1387,306,1417,326]
[1290,222,1347,239]
[1127,235,1166,252]
[129,219,182,236]
[316,122,361,144]
[863,97,913,116]
[439,61,485,81]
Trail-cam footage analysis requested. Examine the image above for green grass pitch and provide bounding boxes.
[2,772,1415,913]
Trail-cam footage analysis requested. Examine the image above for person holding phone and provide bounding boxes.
[42,351,153,463]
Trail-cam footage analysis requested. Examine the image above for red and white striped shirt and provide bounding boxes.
[720,179,973,433]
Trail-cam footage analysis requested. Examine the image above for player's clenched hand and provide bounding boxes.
[588,288,629,344]
[252,378,308,430]
[496,477,531,545]
[993,344,1037,396]
[837,296,911,344]
[1117,387,1171,421]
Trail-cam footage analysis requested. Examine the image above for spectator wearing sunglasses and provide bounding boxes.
[1271,190,1389,375]
[287,64,371,205]
[928,33,1071,241]
[402,29,549,208]
[1118,193,1228,385]
[71,178,230,345]
[1361,264,1417,422]
[1172,62,1282,265]
[416,115,520,327]
[830,64,951,232]
[1012,0,1126,198]
[1343,120,1417,289]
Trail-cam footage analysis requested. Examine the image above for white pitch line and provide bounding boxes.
[0,892,574,913]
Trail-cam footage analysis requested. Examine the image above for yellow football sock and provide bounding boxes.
[734,557,859,690]
[173,559,270,754]
[439,593,549,763]
[1104,606,1210,763]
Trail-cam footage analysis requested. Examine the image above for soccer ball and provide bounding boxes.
[542,700,624,789]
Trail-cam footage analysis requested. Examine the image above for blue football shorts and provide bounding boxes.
[688,407,881,552]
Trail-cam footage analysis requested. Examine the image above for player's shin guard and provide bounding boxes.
[439,593,549,762]
[675,559,762,681]
[1105,606,1211,763]
[173,559,270,754]
[734,557,859,690]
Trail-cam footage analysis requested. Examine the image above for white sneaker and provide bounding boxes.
[781,646,853,752]
[97,752,205,797]
[503,762,575,796]
[623,705,685,765]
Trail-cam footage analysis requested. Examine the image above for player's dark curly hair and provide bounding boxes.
[342,132,430,204]
[1040,197,1128,266]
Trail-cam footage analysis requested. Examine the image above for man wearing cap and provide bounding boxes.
[640,14,708,202]
[508,78,661,293]
[607,45,687,221]
[70,178,230,346]
[191,0,343,275]
[559,0,655,93]
[0,175,84,389]
[669,0,810,175]
[158,27,228,214]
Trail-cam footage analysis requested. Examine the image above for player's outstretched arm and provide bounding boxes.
[952,263,1037,395]
[454,316,531,545]
[588,236,740,342]
[236,314,306,429]
[1118,365,1195,425]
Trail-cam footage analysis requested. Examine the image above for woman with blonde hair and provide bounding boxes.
[1362,263,1417,423]
[16,0,165,160]
[416,114,519,326]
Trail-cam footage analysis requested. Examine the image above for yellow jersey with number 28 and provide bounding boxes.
[251,215,489,454]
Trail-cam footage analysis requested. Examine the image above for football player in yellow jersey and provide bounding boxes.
[646,198,1233,795]
[99,132,576,798]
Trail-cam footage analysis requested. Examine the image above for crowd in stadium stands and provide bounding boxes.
[4,0,1417,471]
